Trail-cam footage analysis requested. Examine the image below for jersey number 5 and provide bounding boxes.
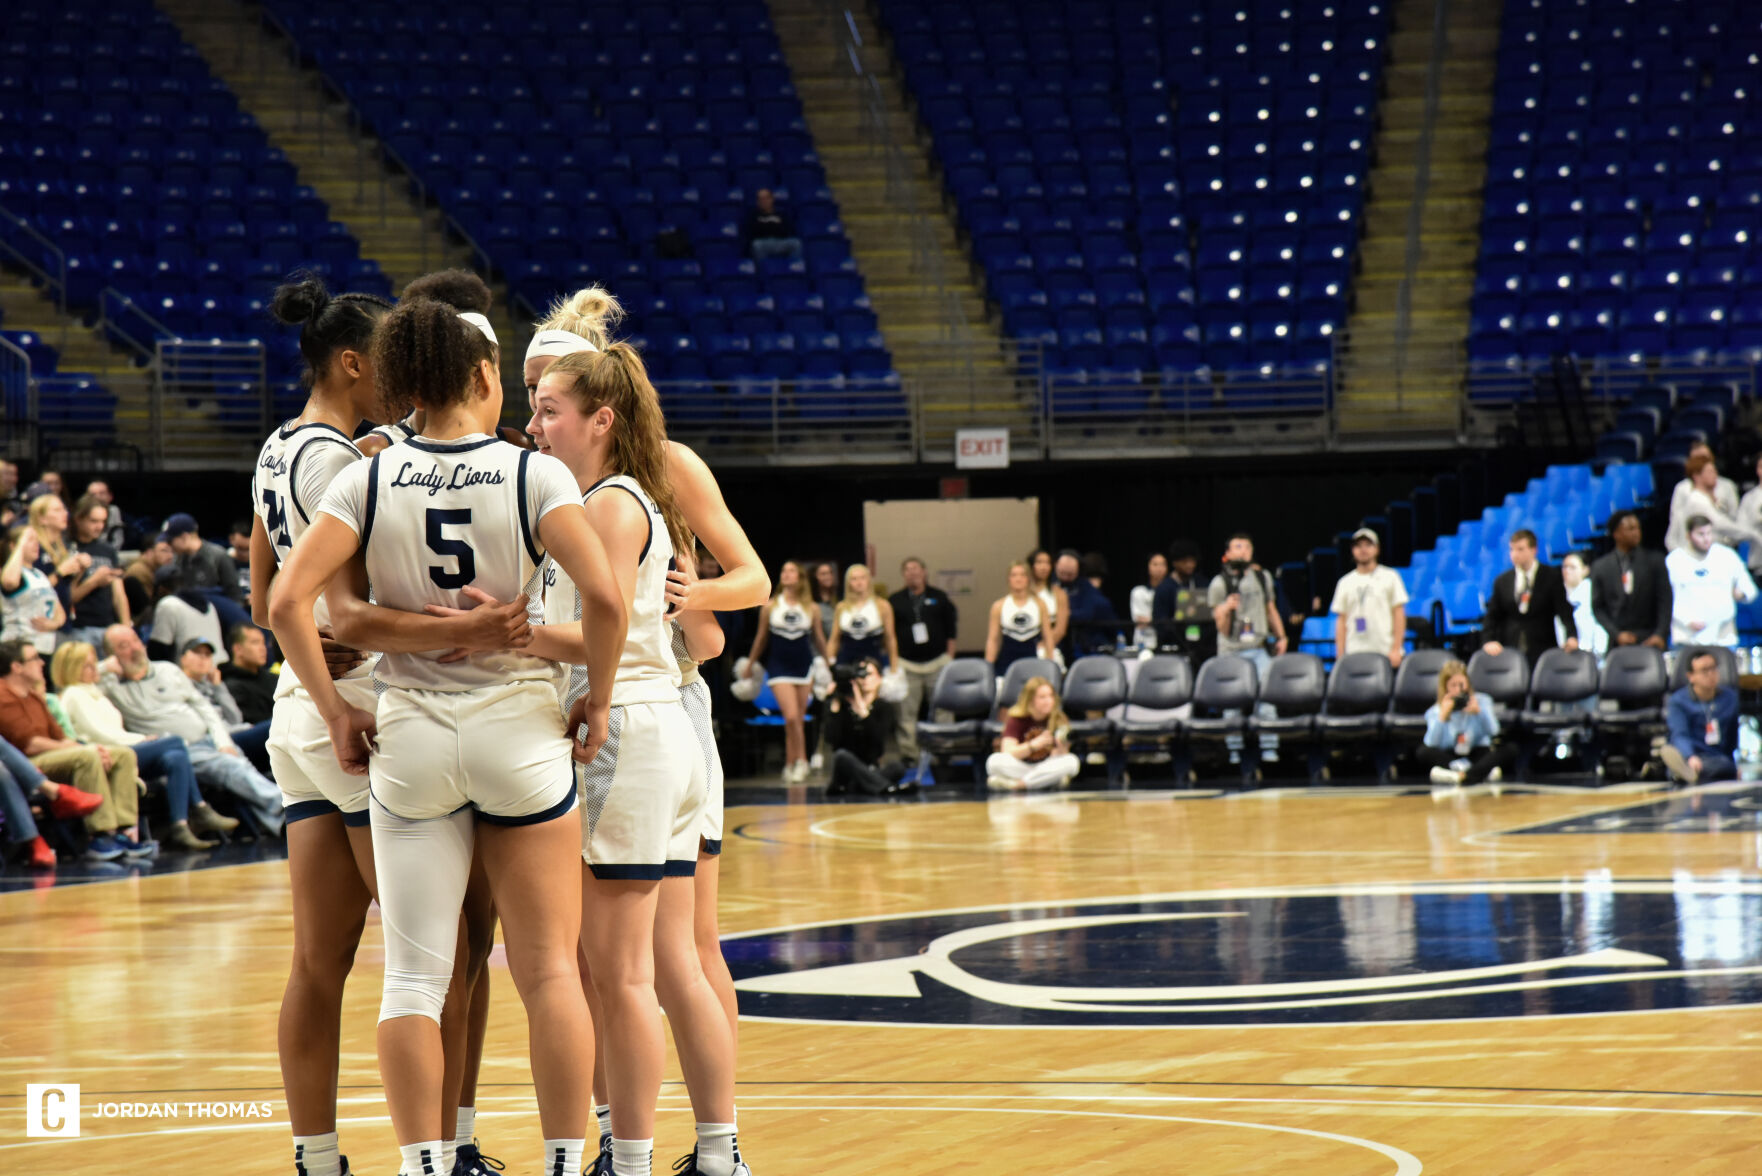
[426,508,477,589]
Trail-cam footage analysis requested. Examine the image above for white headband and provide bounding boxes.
[524,329,598,364]
[458,311,497,345]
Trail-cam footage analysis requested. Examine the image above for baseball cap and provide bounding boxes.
[179,637,215,657]
[163,512,200,539]
[1350,527,1380,546]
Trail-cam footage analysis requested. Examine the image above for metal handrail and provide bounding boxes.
[0,201,70,350]
[96,288,175,363]
[0,332,36,464]
[1392,0,1451,416]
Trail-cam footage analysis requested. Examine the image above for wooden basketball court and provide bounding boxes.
[3,781,1759,1173]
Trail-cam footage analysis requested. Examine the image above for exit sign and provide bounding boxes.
[955,427,1010,469]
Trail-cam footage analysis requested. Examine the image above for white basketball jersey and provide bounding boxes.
[671,622,701,688]
[254,420,366,689]
[318,433,580,692]
[542,473,681,708]
[367,412,419,447]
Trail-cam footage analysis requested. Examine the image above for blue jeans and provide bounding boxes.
[1226,646,1280,755]
[1697,753,1739,782]
[132,736,199,823]
[187,739,284,834]
[751,236,803,261]
[229,719,273,777]
[0,761,40,845]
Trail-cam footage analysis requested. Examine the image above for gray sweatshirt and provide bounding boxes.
[101,661,235,750]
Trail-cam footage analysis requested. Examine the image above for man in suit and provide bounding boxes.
[1590,509,1672,650]
[1482,529,1578,665]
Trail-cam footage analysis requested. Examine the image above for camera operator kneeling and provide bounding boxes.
[1419,660,1518,788]
[824,658,913,796]
[985,676,1081,791]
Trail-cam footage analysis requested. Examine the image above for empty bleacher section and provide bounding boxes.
[876,0,1385,445]
[1467,0,1762,404]
[261,0,905,459]
[0,0,377,464]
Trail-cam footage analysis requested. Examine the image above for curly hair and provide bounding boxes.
[541,345,691,557]
[370,298,497,420]
[400,268,493,314]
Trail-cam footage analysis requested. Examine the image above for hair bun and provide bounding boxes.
[269,272,332,326]
[400,268,493,314]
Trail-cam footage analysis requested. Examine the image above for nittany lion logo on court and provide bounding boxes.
[727,880,1762,1026]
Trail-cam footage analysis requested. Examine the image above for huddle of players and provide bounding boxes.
[252,269,770,1176]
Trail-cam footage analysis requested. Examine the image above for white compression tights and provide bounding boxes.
[371,800,475,1024]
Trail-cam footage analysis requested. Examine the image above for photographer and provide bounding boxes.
[1207,533,1286,760]
[1419,659,1517,788]
[823,657,912,796]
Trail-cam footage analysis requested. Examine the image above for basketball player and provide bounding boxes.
[825,563,897,670]
[520,290,772,1173]
[986,560,1054,681]
[252,273,391,1176]
[520,346,746,1176]
[268,296,626,1176]
[744,561,826,782]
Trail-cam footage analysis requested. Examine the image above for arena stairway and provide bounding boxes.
[767,0,1024,426]
[155,0,526,390]
[2,272,153,458]
[1337,0,1500,435]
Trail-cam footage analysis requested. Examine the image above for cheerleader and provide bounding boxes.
[825,563,898,670]
[269,295,625,1176]
[985,560,1053,681]
[745,561,826,782]
[250,273,391,1176]
[1027,547,1069,652]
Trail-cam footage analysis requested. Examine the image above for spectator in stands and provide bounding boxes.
[0,638,147,860]
[0,460,24,526]
[1482,530,1577,666]
[743,188,803,261]
[99,624,283,835]
[149,589,228,665]
[811,560,840,645]
[1209,533,1287,760]
[123,535,174,619]
[227,520,253,594]
[1739,452,1762,534]
[1,527,65,656]
[1331,527,1407,667]
[158,513,250,632]
[1666,516,1758,649]
[888,557,957,780]
[1131,551,1167,649]
[1661,648,1741,786]
[28,494,86,617]
[37,470,63,500]
[221,623,277,726]
[84,480,128,550]
[1664,452,1762,564]
[0,735,58,868]
[63,493,131,648]
[1151,538,1209,645]
[1419,659,1517,789]
[1028,548,1070,653]
[823,657,912,796]
[50,641,235,851]
[1557,552,1606,658]
[180,636,271,773]
[985,675,1082,791]
[1590,510,1671,651]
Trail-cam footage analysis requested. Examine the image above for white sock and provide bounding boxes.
[611,1137,652,1176]
[544,1137,585,1176]
[694,1123,740,1176]
[293,1132,341,1176]
[456,1106,476,1148]
[440,1142,455,1174]
[398,1141,444,1176]
[595,1104,613,1143]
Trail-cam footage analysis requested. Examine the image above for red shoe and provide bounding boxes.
[28,836,56,869]
[48,785,103,820]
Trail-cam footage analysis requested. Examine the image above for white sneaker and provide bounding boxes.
[1487,767,1503,783]
[1429,766,1464,787]
[809,752,824,771]
[987,775,1024,790]
[787,760,807,783]
[1449,757,1473,773]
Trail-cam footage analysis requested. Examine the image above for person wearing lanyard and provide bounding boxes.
[888,557,958,785]
[1590,510,1671,651]
[1662,648,1740,785]
[1330,528,1407,667]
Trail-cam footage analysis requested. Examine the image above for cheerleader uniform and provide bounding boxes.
[835,598,886,667]
[994,594,1045,679]
[763,597,816,684]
